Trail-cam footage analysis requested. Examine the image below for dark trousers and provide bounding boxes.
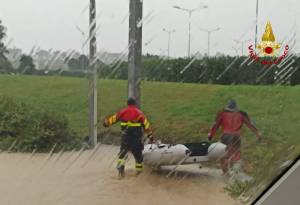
[118,128,144,166]
[220,134,242,173]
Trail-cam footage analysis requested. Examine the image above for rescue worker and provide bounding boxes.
[102,97,153,178]
[207,99,262,175]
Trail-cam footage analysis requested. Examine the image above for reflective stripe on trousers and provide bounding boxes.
[117,159,126,166]
[135,163,143,171]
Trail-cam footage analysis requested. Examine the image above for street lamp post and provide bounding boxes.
[173,5,208,57]
[75,26,86,72]
[234,39,251,56]
[198,27,220,57]
[162,28,176,58]
[76,26,86,55]
[255,0,259,49]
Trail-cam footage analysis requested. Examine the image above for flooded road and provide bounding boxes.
[0,145,239,205]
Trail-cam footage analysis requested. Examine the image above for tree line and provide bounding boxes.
[103,55,300,85]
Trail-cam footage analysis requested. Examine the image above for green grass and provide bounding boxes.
[0,75,299,143]
[0,74,299,199]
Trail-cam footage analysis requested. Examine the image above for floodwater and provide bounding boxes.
[0,145,239,205]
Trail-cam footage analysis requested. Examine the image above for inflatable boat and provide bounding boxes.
[143,141,226,167]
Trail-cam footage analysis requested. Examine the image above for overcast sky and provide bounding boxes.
[0,0,299,57]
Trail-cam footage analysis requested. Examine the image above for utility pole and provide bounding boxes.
[162,28,176,58]
[128,0,143,108]
[173,5,208,57]
[255,0,259,49]
[88,0,97,147]
[198,27,220,57]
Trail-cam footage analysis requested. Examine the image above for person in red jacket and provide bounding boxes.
[208,100,262,175]
[103,97,153,178]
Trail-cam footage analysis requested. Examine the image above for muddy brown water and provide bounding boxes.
[0,145,239,205]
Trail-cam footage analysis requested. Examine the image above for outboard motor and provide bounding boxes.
[183,142,226,164]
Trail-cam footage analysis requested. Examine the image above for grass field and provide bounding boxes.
[0,74,299,197]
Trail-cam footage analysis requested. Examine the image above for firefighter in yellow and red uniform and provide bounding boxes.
[103,97,153,177]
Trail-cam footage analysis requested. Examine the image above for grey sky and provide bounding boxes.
[0,0,299,57]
